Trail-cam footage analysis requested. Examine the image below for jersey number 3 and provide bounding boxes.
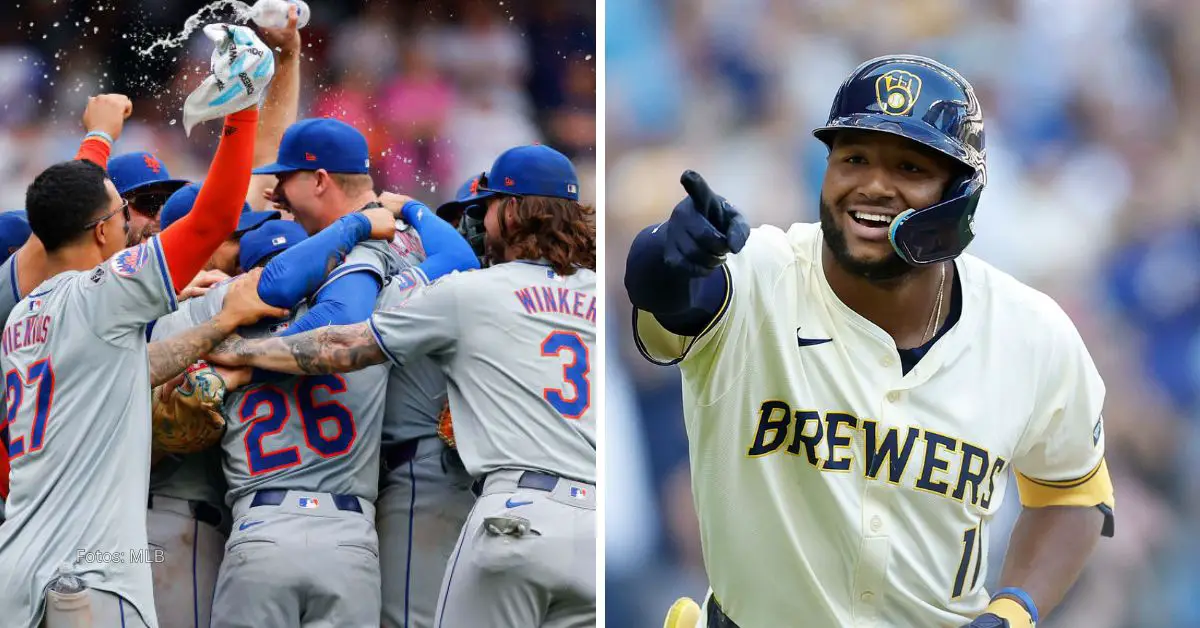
[4,359,55,460]
[239,375,356,476]
[541,331,590,419]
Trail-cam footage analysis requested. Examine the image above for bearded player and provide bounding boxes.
[206,144,598,628]
[626,55,1113,628]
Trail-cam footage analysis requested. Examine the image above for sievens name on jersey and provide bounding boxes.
[749,400,1007,508]
[513,285,596,325]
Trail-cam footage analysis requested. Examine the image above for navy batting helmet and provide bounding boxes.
[813,54,985,266]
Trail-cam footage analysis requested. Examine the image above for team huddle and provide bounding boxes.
[0,14,595,628]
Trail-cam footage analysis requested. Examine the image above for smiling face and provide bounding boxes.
[819,130,960,281]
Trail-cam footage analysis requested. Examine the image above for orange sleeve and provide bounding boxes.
[159,108,259,292]
[74,137,112,170]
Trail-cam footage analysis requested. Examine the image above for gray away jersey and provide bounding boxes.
[0,237,177,628]
[218,235,416,506]
[374,231,447,448]
[147,284,236,506]
[369,260,597,483]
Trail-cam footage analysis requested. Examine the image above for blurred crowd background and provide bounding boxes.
[606,0,1200,626]
[0,0,596,210]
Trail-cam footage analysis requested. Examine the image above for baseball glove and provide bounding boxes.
[151,362,228,454]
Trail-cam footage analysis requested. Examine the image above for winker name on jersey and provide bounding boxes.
[634,223,1114,628]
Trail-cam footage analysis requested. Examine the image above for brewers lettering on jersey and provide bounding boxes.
[627,55,1114,628]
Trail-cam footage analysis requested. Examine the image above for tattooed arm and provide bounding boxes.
[147,312,241,387]
[207,322,387,375]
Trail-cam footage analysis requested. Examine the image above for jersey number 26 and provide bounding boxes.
[541,331,590,419]
[239,374,356,476]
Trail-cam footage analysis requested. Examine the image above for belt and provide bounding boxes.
[382,436,446,471]
[249,489,363,514]
[470,470,560,498]
[147,495,223,528]
[707,593,740,628]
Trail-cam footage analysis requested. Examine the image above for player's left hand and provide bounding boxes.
[959,613,1009,627]
[256,3,301,57]
[217,268,290,328]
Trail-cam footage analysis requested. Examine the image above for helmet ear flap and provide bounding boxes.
[888,172,984,266]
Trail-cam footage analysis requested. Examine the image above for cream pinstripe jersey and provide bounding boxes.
[634,223,1113,628]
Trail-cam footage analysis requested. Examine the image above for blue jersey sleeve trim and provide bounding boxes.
[151,236,178,312]
[368,316,403,368]
[9,255,20,302]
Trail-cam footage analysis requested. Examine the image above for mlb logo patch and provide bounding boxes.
[569,487,588,499]
[567,183,578,195]
[27,298,42,313]
[269,321,290,334]
[1093,415,1104,447]
[111,244,149,277]
[297,497,319,509]
[271,236,288,246]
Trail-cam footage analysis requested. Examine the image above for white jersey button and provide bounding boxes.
[886,391,900,403]
[870,515,883,532]
[880,356,894,367]
[861,591,874,603]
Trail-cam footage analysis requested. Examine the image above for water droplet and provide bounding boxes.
[169,119,177,126]
[52,22,59,27]
[585,54,592,60]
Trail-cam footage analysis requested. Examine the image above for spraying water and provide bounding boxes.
[139,0,309,58]
[139,0,254,58]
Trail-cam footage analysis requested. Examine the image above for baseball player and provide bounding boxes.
[0,69,278,628]
[107,151,191,245]
[200,228,422,628]
[0,95,135,526]
[371,179,491,628]
[625,55,1114,628]
[205,144,598,628]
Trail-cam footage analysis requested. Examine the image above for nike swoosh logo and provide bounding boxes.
[796,327,832,347]
[238,520,264,531]
[505,498,533,509]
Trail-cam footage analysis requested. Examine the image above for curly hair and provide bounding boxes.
[499,196,595,275]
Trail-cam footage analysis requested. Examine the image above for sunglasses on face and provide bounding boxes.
[82,198,131,233]
[126,191,172,218]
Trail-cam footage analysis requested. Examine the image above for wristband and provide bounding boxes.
[989,587,1038,627]
[85,130,114,145]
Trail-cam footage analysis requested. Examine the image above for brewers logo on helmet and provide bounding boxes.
[814,54,986,266]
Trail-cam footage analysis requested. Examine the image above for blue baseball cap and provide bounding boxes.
[108,152,190,196]
[0,210,31,262]
[435,175,486,222]
[238,219,308,270]
[160,183,281,234]
[467,145,579,208]
[252,118,372,176]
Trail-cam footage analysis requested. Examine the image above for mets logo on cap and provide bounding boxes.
[111,244,149,277]
[876,69,922,116]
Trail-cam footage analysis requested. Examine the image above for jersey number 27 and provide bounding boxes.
[541,331,590,419]
[4,359,55,460]
[239,374,355,476]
